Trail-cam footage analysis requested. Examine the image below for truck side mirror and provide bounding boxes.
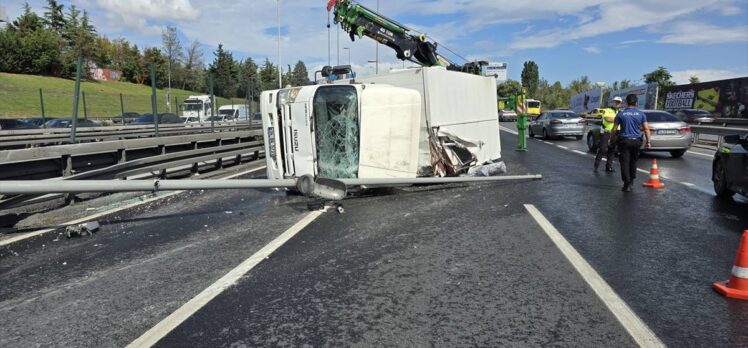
[321,66,332,78]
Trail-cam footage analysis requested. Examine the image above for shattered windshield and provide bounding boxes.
[313,86,360,179]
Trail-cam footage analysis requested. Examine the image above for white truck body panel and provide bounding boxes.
[358,67,501,170]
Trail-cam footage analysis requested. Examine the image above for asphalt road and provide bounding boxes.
[1,126,747,347]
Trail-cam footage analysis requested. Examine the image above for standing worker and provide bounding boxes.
[610,94,652,192]
[594,96,623,173]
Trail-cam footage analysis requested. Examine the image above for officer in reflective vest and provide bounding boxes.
[594,96,622,173]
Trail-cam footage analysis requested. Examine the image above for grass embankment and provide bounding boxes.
[0,73,251,118]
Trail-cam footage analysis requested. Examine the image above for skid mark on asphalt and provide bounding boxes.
[127,208,327,348]
[524,204,665,348]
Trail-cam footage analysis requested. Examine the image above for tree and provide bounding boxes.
[43,0,65,33]
[182,40,205,91]
[644,66,675,109]
[689,75,700,84]
[237,58,259,100]
[569,76,592,94]
[620,79,632,90]
[161,26,183,106]
[12,3,44,36]
[290,60,311,86]
[496,79,523,98]
[141,47,169,87]
[207,44,238,98]
[259,58,279,92]
[521,61,539,97]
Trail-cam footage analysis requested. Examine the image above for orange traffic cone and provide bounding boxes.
[642,159,665,189]
[713,231,748,300]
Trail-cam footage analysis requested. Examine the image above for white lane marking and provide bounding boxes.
[543,141,553,145]
[573,150,588,156]
[499,126,518,135]
[524,205,665,348]
[637,168,649,174]
[686,151,713,159]
[557,145,569,150]
[681,182,695,187]
[127,209,326,348]
[0,166,267,248]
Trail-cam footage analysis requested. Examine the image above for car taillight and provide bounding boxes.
[550,120,562,125]
[679,126,691,133]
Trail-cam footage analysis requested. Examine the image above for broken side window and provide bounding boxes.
[313,86,360,178]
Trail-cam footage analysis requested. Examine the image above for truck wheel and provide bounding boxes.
[713,159,735,199]
[670,150,686,158]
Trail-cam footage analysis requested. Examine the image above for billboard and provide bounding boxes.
[663,77,748,118]
[607,83,658,109]
[570,88,603,115]
[482,62,508,83]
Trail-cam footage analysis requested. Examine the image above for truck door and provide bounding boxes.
[289,100,316,176]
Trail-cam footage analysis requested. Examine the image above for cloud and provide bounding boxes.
[671,69,747,84]
[95,0,198,21]
[583,46,601,54]
[620,39,646,45]
[657,22,748,45]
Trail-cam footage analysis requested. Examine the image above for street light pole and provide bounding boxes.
[277,0,282,89]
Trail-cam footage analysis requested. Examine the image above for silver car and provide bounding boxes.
[642,110,693,157]
[529,110,585,140]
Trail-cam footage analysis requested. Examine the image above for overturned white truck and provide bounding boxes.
[261,67,501,181]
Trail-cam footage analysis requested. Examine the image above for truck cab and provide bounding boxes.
[181,95,213,122]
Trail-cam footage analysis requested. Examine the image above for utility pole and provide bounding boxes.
[376,0,379,74]
[277,0,282,89]
[343,47,351,66]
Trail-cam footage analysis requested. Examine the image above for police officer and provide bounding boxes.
[594,96,622,173]
[610,94,652,192]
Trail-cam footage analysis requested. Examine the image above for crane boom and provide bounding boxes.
[328,0,486,75]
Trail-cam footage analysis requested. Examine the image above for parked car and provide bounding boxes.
[674,109,715,124]
[206,115,234,122]
[181,116,201,124]
[528,110,586,140]
[115,112,141,124]
[20,117,56,127]
[499,109,517,122]
[44,118,100,128]
[251,112,262,127]
[586,110,693,157]
[128,113,184,125]
[712,133,748,199]
[0,119,41,130]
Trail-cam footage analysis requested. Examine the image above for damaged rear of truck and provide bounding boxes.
[261,67,501,182]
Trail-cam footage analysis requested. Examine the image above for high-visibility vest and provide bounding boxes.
[602,108,617,132]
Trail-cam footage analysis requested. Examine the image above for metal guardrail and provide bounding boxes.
[0,129,264,209]
[0,122,258,149]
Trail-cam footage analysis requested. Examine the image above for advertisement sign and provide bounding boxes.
[570,88,603,115]
[663,77,748,118]
[607,83,658,109]
[482,62,508,83]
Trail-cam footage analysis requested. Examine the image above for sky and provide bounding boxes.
[2,0,748,86]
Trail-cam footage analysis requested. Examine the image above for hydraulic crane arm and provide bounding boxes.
[327,0,486,74]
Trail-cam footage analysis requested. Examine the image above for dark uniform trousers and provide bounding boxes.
[617,138,642,185]
[594,132,616,170]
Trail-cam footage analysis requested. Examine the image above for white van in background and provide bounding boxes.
[217,105,249,122]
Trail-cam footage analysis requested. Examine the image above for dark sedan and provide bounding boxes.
[713,133,748,199]
[44,119,100,128]
[21,117,56,127]
[0,119,41,130]
[128,113,184,125]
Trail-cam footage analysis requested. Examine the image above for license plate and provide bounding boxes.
[267,127,276,158]
[657,129,677,135]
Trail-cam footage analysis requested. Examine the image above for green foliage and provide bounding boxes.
[521,61,540,97]
[207,44,239,98]
[290,60,311,86]
[689,75,700,84]
[535,79,571,110]
[259,58,279,92]
[643,66,675,109]
[497,79,523,98]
